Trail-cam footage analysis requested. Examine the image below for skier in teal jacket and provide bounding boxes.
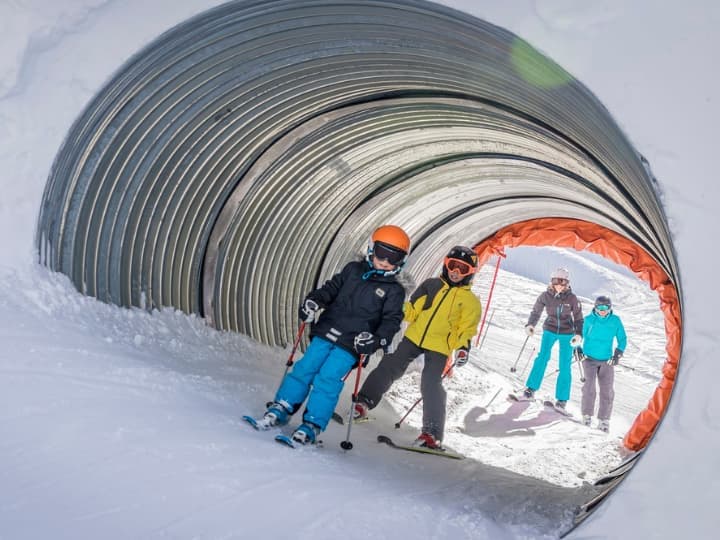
[579,295,627,432]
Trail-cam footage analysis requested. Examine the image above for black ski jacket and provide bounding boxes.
[306,260,406,357]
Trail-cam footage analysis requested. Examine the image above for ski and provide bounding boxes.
[331,411,373,425]
[541,401,589,426]
[507,392,535,402]
[274,434,297,448]
[242,414,266,430]
[542,400,573,417]
[274,433,323,449]
[376,435,464,460]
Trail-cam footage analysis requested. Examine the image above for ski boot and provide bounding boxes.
[597,419,610,433]
[582,415,592,427]
[291,422,320,445]
[554,400,567,410]
[523,387,535,399]
[412,432,442,450]
[256,401,291,430]
[353,401,369,420]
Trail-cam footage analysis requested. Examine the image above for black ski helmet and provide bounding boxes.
[594,295,612,313]
[442,245,478,286]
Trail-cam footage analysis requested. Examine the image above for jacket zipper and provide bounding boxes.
[418,285,451,348]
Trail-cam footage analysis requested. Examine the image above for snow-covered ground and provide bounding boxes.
[1,1,718,539]
[0,248,662,539]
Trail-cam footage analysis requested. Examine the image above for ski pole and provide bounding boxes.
[575,349,586,382]
[395,358,455,429]
[477,308,495,352]
[477,387,502,415]
[473,253,504,347]
[266,322,307,409]
[510,335,530,373]
[542,354,582,381]
[518,345,536,378]
[340,355,366,451]
[282,322,306,378]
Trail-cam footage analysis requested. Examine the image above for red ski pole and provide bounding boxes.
[282,322,306,378]
[474,252,504,347]
[340,355,367,451]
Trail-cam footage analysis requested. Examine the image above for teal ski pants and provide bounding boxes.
[525,330,573,401]
[274,337,356,431]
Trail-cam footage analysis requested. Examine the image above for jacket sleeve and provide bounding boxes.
[572,295,584,334]
[404,279,430,323]
[527,293,545,327]
[373,285,406,349]
[306,263,350,307]
[616,316,628,351]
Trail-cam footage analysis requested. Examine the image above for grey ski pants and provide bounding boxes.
[581,359,615,420]
[358,337,448,440]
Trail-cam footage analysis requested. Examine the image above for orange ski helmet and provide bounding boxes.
[371,225,411,253]
[366,225,411,275]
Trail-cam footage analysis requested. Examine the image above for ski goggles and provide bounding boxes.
[372,241,406,266]
[595,305,611,312]
[444,257,476,277]
[551,278,568,285]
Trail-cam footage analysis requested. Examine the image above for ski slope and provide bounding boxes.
[0,250,662,538]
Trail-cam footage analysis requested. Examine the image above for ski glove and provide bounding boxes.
[453,346,469,367]
[608,348,623,366]
[353,332,377,355]
[570,334,583,348]
[298,298,320,323]
[525,325,534,337]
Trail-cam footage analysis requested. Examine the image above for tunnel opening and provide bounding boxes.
[472,217,680,452]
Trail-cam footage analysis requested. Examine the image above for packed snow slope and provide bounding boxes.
[0,248,663,539]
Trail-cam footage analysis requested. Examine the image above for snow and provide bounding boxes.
[1,1,718,539]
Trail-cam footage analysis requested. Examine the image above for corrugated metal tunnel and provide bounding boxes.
[35,0,678,349]
[34,0,681,528]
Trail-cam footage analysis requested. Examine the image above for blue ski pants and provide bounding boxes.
[274,337,357,431]
[525,330,573,401]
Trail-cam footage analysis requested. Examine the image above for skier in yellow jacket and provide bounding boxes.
[354,246,482,449]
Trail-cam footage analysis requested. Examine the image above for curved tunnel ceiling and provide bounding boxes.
[36,0,679,362]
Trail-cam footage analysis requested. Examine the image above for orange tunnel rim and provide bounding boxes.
[472,217,680,451]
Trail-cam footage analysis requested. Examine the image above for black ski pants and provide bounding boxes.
[358,337,448,440]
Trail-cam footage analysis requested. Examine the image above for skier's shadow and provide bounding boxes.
[459,400,562,438]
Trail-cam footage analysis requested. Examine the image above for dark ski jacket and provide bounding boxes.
[306,260,406,357]
[527,286,583,335]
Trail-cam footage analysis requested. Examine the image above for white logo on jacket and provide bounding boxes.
[375,288,385,298]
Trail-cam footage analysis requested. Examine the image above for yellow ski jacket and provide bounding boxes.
[403,277,482,355]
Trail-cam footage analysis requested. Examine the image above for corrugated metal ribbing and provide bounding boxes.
[36,0,677,347]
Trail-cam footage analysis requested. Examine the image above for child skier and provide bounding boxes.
[521,267,584,410]
[579,295,627,432]
[254,225,410,445]
[353,246,482,450]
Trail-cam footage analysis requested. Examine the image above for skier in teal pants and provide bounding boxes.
[521,268,584,409]
[253,225,410,445]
